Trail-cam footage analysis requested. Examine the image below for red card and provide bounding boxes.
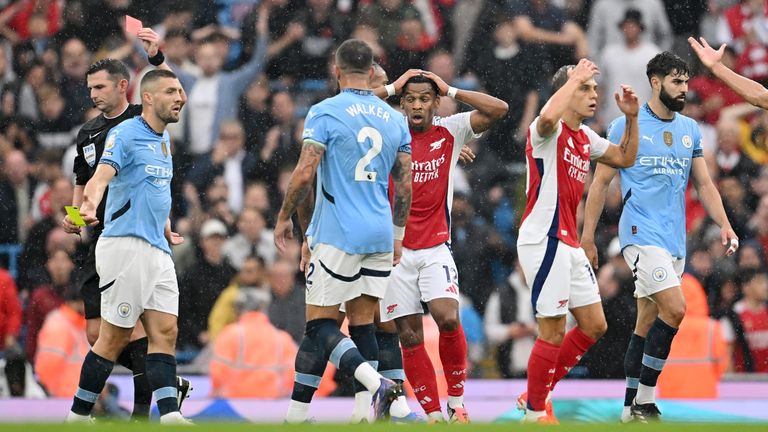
[125,15,142,35]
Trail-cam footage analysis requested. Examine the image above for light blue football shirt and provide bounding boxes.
[99,116,174,255]
[303,88,411,254]
[607,104,703,259]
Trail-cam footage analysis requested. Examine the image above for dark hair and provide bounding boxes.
[738,269,768,287]
[243,254,265,268]
[165,28,191,42]
[140,69,178,91]
[335,39,373,74]
[403,74,439,95]
[646,51,690,82]
[86,58,130,82]
[552,64,574,92]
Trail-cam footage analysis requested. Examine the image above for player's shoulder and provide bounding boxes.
[674,112,700,130]
[111,116,142,133]
[79,114,108,134]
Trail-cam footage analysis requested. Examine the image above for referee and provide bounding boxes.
[61,28,189,419]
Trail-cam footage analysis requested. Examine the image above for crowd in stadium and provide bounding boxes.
[0,0,767,401]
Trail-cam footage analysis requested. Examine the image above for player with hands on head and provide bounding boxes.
[516,57,640,424]
[582,51,738,423]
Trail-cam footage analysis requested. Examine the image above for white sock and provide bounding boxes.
[285,400,310,423]
[635,384,655,405]
[427,411,445,422]
[524,409,547,422]
[353,362,382,393]
[65,412,91,423]
[159,411,187,424]
[389,395,411,418]
[350,391,372,423]
[621,406,632,421]
[447,395,464,409]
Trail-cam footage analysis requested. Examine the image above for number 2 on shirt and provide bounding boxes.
[355,127,382,182]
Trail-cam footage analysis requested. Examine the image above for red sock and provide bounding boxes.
[402,343,441,414]
[438,326,467,397]
[527,338,560,411]
[551,327,596,388]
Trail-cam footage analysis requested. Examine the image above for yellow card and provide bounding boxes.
[65,206,87,227]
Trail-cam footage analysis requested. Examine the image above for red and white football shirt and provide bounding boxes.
[518,117,609,248]
[722,301,768,373]
[402,112,480,250]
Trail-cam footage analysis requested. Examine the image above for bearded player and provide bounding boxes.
[516,58,640,423]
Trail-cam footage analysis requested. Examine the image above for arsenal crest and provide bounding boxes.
[663,131,673,147]
[161,140,168,158]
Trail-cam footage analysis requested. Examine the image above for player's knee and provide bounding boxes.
[585,319,608,340]
[86,327,100,346]
[539,327,566,346]
[437,315,460,333]
[663,303,686,327]
[398,327,423,348]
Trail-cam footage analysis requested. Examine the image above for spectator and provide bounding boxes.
[484,259,537,378]
[715,118,759,182]
[689,46,744,124]
[178,219,237,351]
[387,9,432,79]
[291,0,350,80]
[257,91,299,185]
[0,150,34,244]
[223,207,277,269]
[239,78,272,153]
[358,0,421,51]
[57,37,91,124]
[24,248,74,360]
[737,240,766,271]
[34,284,88,397]
[209,287,296,398]
[242,182,273,225]
[208,255,268,341]
[588,0,673,58]
[598,9,660,126]
[266,258,305,343]
[721,270,768,372]
[0,267,22,356]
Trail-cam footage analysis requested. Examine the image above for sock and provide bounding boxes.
[402,343,441,415]
[376,331,405,382]
[71,351,115,415]
[145,353,179,416]
[307,319,379,391]
[349,324,379,393]
[624,334,645,407]
[290,332,327,406]
[285,401,310,424]
[526,339,560,412]
[352,391,372,422]
[550,327,596,389]
[439,326,468,408]
[122,338,151,419]
[636,318,678,404]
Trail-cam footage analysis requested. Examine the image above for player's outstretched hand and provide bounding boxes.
[300,239,310,272]
[615,84,639,117]
[581,239,599,269]
[274,217,294,256]
[722,226,739,256]
[392,69,423,95]
[420,71,449,96]
[458,145,475,164]
[569,58,599,83]
[62,214,81,234]
[137,28,161,58]
[393,239,403,266]
[688,37,726,70]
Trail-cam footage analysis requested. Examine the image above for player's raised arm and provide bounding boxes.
[689,157,739,256]
[373,69,422,99]
[274,141,325,254]
[581,163,618,268]
[80,164,117,226]
[420,71,508,134]
[595,85,640,168]
[538,58,599,137]
[137,27,171,72]
[689,37,768,109]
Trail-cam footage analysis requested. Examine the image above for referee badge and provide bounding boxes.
[663,131,673,147]
[161,140,168,158]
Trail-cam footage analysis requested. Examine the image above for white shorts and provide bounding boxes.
[305,243,393,307]
[96,236,179,328]
[518,237,600,318]
[622,244,684,298]
[380,243,459,322]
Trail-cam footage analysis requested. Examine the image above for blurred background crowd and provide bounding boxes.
[0,0,767,400]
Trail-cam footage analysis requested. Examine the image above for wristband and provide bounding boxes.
[393,225,405,241]
[447,86,458,99]
[148,49,165,66]
[385,83,396,97]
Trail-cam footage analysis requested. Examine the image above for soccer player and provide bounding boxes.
[65,69,189,424]
[61,30,190,419]
[689,36,768,110]
[582,52,739,423]
[275,39,413,423]
[375,71,507,423]
[517,58,640,424]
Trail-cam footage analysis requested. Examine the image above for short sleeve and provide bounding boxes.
[583,126,610,160]
[398,117,412,154]
[692,125,704,158]
[441,112,483,147]
[302,107,330,148]
[99,128,129,174]
[529,116,562,149]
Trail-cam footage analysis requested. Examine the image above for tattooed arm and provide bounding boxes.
[274,141,324,254]
[391,151,412,265]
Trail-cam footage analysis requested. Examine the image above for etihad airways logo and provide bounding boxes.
[637,156,690,176]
